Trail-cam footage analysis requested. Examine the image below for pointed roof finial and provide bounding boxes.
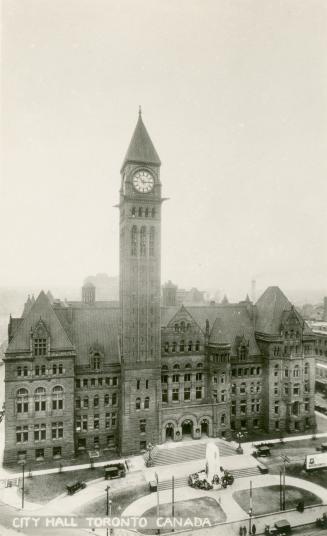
[139,105,142,117]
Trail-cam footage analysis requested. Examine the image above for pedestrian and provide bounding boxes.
[239,526,243,536]
[252,524,256,535]
[243,526,247,536]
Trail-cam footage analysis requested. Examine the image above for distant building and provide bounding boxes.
[308,320,327,394]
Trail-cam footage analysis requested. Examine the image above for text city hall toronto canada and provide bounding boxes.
[3,112,316,466]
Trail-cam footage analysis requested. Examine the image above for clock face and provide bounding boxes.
[133,170,154,193]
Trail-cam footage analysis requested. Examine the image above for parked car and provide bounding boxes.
[316,512,327,528]
[66,481,86,495]
[104,463,126,480]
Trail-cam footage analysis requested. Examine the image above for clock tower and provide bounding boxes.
[119,110,163,454]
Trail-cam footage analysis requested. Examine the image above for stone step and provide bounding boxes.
[152,440,236,466]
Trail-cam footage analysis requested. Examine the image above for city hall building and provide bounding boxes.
[3,113,316,465]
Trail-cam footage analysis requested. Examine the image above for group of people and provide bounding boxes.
[239,524,256,536]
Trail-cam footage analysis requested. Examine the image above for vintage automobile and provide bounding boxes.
[66,481,86,495]
[104,463,126,480]
[316,512,327,528]
[265,519,291,535]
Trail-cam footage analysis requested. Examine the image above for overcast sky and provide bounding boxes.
[1,0,327,302]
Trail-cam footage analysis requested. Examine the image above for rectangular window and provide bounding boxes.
[82,415,88,431]
[231,383,236,394]
[53,446,62,458]
[91,378,96,387]
[196,373,203,381]
[112,393,117,406]
[161,375,168,383]
[35,448,45,461]
[184,387,191,401]
[35,366,39,376]
[76,379,81,389]
[172,374,179,383]
[232,369,236,378]
[274,402,279,415]
[240,400,246,414]
[172,388,179,401]
[137,379,141,389]
[162,389,168,403]
[231,401,236,415]
[83,378,88,388]
[305,399,310,412]
[51,422,63,439]
[94,414,100,430]
[34,339,47,356]
[16,426,28,444]
[293,384,300,395]
[221,390,226,402]
[196,386,202,399]
[140,419,146,433]
[274,383,278,395]
[111,413,117,427]
[59,364,63,374]
[184,373,191,382]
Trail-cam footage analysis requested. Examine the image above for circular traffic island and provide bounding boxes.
[233,485,322,515]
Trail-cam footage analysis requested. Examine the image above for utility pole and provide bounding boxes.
[248,479,253,534]
[105,485,112,536]
[21,462,25,510]
[171,475,175,532]
[280,455,290,511]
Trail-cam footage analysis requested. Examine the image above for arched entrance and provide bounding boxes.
[165,423,174,442]
[182,419,193,438]
[201,419,209,437]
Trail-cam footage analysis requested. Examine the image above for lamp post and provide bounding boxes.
[155,472,160,534]
[234,431,246,454]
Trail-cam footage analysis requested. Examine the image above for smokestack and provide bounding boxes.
[251,280,256,303]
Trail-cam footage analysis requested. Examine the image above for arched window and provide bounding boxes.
[173,363,180,370]
[180,321,186,332]
[195,341,200,351]
[149,227,155,256]
[174,324,179,332]
[188,341,193,351]
[136,397,141,410]
[293,365,300,378]
[185,363,192,369]
[131,207,136,217]
[104,394,110,406]
[140,226,146,256]
[17,388,29,414]
[151,207,155,218]
[34,387,46,412]
[145,207,149,217]
[52,386,63,410]
[284,367,289,377]
[179,340,185,352]
[94,395,99,408]
[161,364,168,371]
[83,396,89,408]
[144,397,150,409]
[131,226,137,256]
[172,342,177,352]
[196,362,203,368]
[304,362,309,375]
[138,207,143,217]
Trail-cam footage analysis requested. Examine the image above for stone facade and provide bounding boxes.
[3,113,316,466]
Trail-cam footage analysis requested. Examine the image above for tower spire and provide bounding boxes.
[121,111,161,171]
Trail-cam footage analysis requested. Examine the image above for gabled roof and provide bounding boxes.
[6,291,74,355]
[55,306,120,365]
[209,306,260,356]
[121,112,161,170]
[255,286,292,335]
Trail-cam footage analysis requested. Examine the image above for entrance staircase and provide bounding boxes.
[150,440,236,467]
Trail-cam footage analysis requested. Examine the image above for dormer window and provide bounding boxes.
[93,353,101,370]
[34,338,47,356]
